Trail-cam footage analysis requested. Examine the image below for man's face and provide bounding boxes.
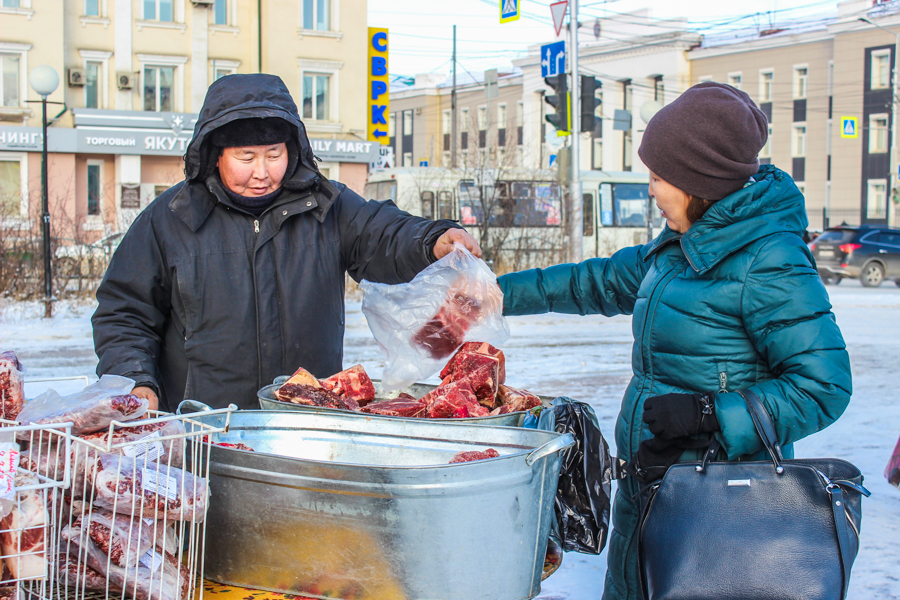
[217,143,289,196]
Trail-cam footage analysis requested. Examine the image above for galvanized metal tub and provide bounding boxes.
[258,378,549,427]
[191,409,574,600]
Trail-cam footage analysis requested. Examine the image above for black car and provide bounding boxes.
[809,225,900,287]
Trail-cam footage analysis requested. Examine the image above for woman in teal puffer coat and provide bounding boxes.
[497,82,851,600]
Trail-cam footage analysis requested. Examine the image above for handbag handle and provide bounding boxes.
[737,389,785,473]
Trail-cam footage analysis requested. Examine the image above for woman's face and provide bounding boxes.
[649,171,692,233]
[217,143,289,196]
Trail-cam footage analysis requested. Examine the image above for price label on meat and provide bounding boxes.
[123,431,164,462]
[142,467,178,501]
[139,549,163,572]
[0,443,20,500]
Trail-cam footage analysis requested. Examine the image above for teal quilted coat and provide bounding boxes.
[497,165,851,600]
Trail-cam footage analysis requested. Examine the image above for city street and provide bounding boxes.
[3,277,899,598]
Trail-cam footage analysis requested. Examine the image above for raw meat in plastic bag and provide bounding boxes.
[16,375,147,437]
[61,520,190,600]
[361,244,509,390]
[0,472,47,579]
[0,352,24,421]
[0,430,19,520]
[92,455,207,522]
[79,419,186,469]
[886,432,900,487]
[74,507,172,568]
[55,550,111,592]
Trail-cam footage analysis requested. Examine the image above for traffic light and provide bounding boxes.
[581,75,602,133]
[544,75,570,136]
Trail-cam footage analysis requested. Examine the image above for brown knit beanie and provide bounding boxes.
[638,82,768,201]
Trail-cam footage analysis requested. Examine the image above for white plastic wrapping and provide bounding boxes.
[361,244,509,390]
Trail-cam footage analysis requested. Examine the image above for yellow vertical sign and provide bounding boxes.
[368,28,390,144]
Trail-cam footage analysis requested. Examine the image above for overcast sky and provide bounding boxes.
[368,0,840,76]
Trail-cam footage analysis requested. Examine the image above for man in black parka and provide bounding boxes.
[92,74,479,412]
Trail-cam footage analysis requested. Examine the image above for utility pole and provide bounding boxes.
[451,25,458,169]
[569,0,583,263]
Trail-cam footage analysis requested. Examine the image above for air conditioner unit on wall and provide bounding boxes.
[117,72,135,90]
[68,68,86,86]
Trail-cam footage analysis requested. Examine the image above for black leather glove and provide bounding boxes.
[625,436,714,484]
[642,392,720,440]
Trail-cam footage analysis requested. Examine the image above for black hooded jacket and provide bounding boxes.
[92,74,459,411]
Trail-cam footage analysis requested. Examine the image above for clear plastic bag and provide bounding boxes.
[0,430,19,520]
[0,351,24,421]
[361,243,509,390]
[16,375,147,437]
[92,454,207,522]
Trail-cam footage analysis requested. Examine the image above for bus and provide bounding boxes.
[363,167,662,269]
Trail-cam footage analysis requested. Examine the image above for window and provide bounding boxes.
[497,104,506,131]
[1,54,20,108]
[421,191,434,219]
[212,59,239,81]
[85,61,101,109]
[653,75,664,102]
[143,0,173,21]
[516,102,524,127]
[760,124,773,158]
[613,183,659,227]
[442,109,451,134]
[402,110,412,135]
[460,108,468,132]
[583,193,594,236]
[302,73,330,120]
[302,0,329,31]
[792,124,806,157]
[143,66,174,112]
[623,131,632,170]
[728,72,742,90]
[0,157,23,216]
[478,106,487,131]
[85,0,99,16]
[759,70,774,102]
[872,50,891,90]
[403,152,412,167]
[214,68,231,81]
[213,0,227,25]
[867,179,887,219]
[2,0,20,7]
[793,66,808,99]
[87,163,102,216]
[437,190,453,220]
[458,181,561,227]
[592,138,603,169]
[869,114,889,153]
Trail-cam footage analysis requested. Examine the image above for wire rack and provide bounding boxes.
[8,406,234,600]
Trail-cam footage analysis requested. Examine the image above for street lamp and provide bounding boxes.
[29,65,58,318]
[859,17,899,226]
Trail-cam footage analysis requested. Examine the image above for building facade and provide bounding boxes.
[0,0,372,245]
[688,0,900,229]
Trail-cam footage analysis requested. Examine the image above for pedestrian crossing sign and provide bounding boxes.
[841,116,858,139]
[500,0,520,23]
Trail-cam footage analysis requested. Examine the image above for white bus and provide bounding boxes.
[363,167,662,268]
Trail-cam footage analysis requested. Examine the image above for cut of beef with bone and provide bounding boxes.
[320,365,376,406]
[440,342,506,384]
[0,351,24,421]
[497,385,542,413]
[439,342,507,408]
[421,380,489,419]
[0,472,46,579]
[274,384,360,411]
[360,394,427,418]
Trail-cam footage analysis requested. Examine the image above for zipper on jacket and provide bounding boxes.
[715,361,728,392]
[253,219,260,234]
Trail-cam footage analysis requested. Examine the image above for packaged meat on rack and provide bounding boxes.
[361,243,509,390]
[0,352,24,422]
[16,375,148,438]
[0,472,47,581]
[273,342,543,420]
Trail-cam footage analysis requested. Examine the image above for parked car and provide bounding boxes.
[808,225,900,287]
[54,232,123,278]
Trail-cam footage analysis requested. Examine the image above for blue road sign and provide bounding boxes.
[500,0,519,23]
[541,41,566,78]
[549,154,557,167]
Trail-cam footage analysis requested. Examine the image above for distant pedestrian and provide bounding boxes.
[497,82,851,599]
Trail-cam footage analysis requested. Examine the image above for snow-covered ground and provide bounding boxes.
[1,279,898,599]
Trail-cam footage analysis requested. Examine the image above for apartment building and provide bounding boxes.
[388,71,525,171]
[0,0,371,242]
[688,0,900,228]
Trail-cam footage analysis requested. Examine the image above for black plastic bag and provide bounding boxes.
[525,397,612,554]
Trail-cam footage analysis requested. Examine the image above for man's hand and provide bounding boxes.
[433,229,482,260]
[132,386,159,411]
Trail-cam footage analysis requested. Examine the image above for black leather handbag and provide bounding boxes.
[638,389,870,600]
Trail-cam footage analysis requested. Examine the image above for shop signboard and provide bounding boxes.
[121,185,141,208]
